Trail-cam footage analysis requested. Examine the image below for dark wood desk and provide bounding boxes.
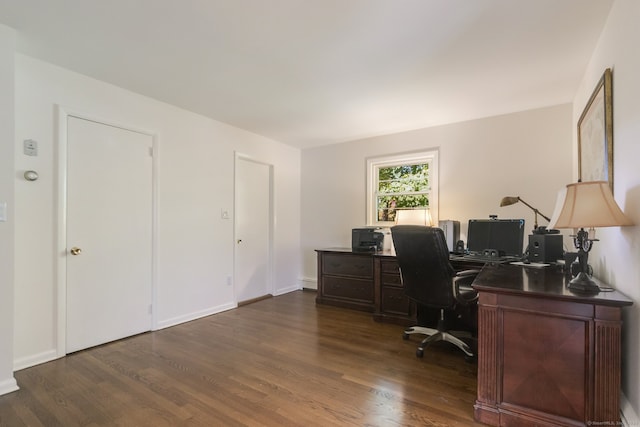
[472,263,632,427]
[315,248,379,313]
[315,248,484,325]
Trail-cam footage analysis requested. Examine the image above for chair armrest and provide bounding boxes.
[456,269,482,277]
[453,270,480,305]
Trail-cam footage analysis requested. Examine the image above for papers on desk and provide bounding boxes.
[510,261,550,268]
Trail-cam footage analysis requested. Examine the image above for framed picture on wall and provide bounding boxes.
[577,68,613,192]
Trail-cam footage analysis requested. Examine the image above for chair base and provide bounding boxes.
[403,326,474,358]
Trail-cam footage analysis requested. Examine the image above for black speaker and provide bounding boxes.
[528,234,563,263]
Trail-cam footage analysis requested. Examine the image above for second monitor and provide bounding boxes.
[467,218,525,258]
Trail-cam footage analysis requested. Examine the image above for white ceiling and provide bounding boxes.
[0,0,613,149]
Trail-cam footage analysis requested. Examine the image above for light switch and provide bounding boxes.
[0,202,7,222]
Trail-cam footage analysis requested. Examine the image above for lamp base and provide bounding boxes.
[568,272,600,293]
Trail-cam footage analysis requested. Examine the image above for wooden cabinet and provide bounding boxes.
[316,249,375,312]
[472,264,633,427]
[315,249,416,322]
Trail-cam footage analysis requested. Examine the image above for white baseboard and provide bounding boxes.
[155,302,237,330]
[0,377,19,396]
[621,392,639,427]
[299,276,317,290]
[14,349,59,371]
[273,284,301,296]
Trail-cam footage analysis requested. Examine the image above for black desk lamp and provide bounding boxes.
[548,181,633,293]
[500,196,550,230]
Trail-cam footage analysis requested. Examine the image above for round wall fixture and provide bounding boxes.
[24,170,39,181]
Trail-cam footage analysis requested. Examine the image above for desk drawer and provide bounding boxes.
[380,259,400,274]
[381,272,402,287]
[322,254,373,278]
[322,276,374,303]
[381,286,412,316]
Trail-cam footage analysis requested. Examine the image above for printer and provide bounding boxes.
[352,228,384,252]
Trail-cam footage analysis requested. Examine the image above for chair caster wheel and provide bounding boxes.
[416,348,424,358]
[402,333,409,340]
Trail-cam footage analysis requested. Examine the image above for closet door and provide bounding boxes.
[66,116,153,353]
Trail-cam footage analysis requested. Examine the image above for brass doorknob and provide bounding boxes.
[70,247,82,256]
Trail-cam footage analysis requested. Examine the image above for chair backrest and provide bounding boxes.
[391,225,456,308]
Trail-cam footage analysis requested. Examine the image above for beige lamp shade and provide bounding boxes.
[548,181,633,229]
[395,209,433,226]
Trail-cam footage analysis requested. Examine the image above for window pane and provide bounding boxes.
[378,207,395,222]
[378,164,429,194]
[367,150,438,225]
[376,194,429,221]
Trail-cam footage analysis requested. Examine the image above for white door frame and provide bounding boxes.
[233,152,275,301]
[55,106,159,357]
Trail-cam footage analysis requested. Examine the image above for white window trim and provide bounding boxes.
[366,149,439,226]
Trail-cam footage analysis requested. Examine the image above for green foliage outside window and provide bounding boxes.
[376,163,430,222]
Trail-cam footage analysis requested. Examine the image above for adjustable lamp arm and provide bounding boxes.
[499,196,551,229]
[515,197,551,222]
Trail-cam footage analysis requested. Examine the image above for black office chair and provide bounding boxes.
[391,225,479,358]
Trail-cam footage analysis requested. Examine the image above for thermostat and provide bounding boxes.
[23,139,38,156]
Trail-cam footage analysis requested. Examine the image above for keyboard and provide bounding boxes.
[450,253,521,263]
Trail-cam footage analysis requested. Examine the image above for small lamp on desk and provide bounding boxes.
[548,181,633,293]
[395,208,433,226]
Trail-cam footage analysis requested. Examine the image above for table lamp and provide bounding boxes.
[548,181,633,293]
[395,208,432,226]
[500,195,550,230]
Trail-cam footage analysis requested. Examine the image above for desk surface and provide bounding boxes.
[315,247,395,257]
[316,247,492,263]
[472,263,633,306]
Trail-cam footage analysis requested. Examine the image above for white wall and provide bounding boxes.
[301,104,573,283]
[0,25,18,395]
[13,54,301,369]
[573,0,640,417]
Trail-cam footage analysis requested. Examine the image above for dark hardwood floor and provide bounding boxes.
[0,290,484,426]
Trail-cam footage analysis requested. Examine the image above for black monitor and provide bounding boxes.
[467,219,526,257]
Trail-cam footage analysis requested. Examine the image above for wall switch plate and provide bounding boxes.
[23,139,38,156]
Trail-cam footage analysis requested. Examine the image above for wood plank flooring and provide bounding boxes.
[0,290,485,426]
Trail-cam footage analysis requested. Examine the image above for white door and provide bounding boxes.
[66,116,153,353]
[235,157,271,303]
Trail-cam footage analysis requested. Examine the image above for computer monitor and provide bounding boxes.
[467,219,526,257]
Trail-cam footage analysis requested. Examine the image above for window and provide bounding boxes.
[366,150,439,226]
